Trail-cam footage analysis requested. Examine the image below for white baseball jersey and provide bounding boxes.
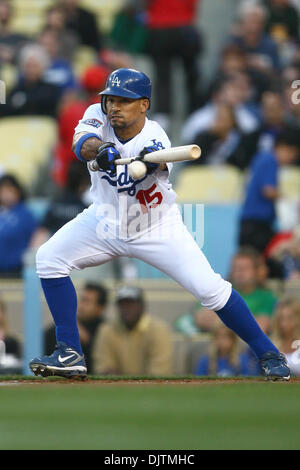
[74,104,177,239]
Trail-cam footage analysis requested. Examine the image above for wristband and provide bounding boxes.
[74,133,101,162]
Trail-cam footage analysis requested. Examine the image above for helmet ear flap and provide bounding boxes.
[101,95,107,114]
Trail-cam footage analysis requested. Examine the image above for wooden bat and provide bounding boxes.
[88,145,201,172]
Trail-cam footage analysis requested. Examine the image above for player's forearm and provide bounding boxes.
[72,132,104,161]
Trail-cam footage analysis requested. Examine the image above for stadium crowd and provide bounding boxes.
[1,0,300,377]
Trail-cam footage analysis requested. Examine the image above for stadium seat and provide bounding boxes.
[186,335,211,374]
[81,0,125,31]
[11,0,52,35]
[0,116,57,187]
[175,165,244,203]
[10,0,124,35]
[0,64,18,93]
[279,166,300,200]
[72,46,98,79]
[172,334,191,375]
[283,279,300,299]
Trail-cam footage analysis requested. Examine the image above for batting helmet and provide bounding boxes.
[99,68,151,114]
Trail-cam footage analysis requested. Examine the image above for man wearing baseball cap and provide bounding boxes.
[92,286,173,376]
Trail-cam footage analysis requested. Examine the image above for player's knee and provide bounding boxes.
[36,242,48,266]
[36,242,52,277]
[198,279,232,311]
[36,241,70,278]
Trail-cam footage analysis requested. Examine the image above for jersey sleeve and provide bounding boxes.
[74,103,106,139]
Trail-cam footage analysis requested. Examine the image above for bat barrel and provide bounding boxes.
[143,145,201,163]
[189,145,201,160]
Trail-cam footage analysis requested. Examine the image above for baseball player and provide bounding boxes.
[30,68,290,381]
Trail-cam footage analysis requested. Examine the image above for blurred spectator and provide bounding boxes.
[146,0,202,131]
[44,283,108,373]
[0,0,28,66]
[110,1,149,55]
[0,43,61,117]
[291,0,300,12]
[181,74,260,144]
[229,247,278,333]
[0,297,21,359]
[268,224,300,279]
[31,161,90,249]
[240,90,299,168]
[38,28,77,94]
[192,103,247,167]
[43,4,79,62]
[0,174,37,277]
[99,48,133,72]
[174,305,218,336]
[288,41,300,64]
[272,297,300,375]
[93,286,173,376]
[194,323,260,376]
[215,44,269,101]
[52,64,110,186]
[60,0,101,51]
[229,0,280,72]
[239,129,300,252]
[264,0,300,42]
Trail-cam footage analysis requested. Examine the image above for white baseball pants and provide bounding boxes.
[36,204,232,311]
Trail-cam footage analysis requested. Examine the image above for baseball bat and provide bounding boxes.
[88,145,201,172]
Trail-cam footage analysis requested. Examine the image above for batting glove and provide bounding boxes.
[96,143,121,173]
[139,146,159,175]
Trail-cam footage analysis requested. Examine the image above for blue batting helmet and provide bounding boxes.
[99,68,152,114]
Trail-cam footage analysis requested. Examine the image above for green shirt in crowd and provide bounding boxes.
[239,288,278,317]
[174,288,277,335]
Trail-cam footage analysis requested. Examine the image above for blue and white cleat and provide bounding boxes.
[29,342,87,380]
[260,351,290,381]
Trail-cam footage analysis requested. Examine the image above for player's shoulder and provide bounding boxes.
[84,102,102,113]
[146,118,168,136]
[75,102,107,134]
[82,102,105,120]
[144,118,171,147]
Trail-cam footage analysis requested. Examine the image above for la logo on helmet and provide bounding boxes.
[111,74,121,87]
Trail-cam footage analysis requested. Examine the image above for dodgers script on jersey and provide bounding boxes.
[75,104,178,239]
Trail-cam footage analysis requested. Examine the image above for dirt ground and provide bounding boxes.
[1,377,299,386]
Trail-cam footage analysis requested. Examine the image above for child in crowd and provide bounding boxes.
[195,323,260,377]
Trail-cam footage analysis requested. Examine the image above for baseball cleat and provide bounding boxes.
[29,342,87,380]
[260,351,290,381]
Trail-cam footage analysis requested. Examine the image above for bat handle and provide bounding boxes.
[88,160,100,172]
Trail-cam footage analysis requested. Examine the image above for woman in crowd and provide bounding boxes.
[272,297,300,376]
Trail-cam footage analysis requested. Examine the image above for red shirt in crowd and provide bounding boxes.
[52,65,110,186]
[147,0,200,29]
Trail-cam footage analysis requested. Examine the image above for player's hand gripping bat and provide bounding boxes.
[88,145,201,172]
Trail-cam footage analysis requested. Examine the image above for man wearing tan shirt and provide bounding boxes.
[92,286,173,376]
